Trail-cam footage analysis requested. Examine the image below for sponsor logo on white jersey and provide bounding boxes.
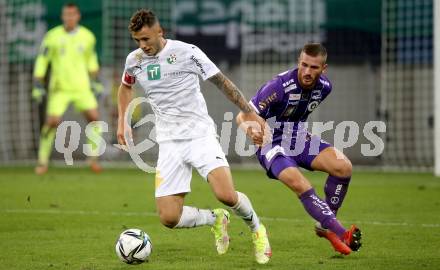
[191,55,206,76]
[146,64,161,80]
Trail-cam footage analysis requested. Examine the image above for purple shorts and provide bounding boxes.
[256,134,332,179]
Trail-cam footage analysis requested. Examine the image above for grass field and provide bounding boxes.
[0,167,439,270]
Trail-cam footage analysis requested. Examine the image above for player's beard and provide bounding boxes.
[300,74,316,89]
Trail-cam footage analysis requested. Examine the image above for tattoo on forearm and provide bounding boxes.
[209,72,252,113]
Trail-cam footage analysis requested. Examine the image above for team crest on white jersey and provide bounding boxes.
[167,54,177,64]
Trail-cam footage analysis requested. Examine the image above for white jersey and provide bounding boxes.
[122,39,220,143]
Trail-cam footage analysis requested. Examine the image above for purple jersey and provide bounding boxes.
[250,68,333,179]
[250,68,332,145]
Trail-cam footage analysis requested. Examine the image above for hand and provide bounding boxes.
[32,85,46,104]
[239,111,270,146]
[91,80,104,98]
[117,119,133,147]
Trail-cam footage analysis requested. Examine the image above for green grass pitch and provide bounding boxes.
[0,167,439,270]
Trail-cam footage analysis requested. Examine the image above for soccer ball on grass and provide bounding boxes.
[115,228,152,264]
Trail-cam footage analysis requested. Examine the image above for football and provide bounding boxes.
[115,229,152,264]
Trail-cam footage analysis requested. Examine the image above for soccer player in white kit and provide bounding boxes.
[117,9,271,264]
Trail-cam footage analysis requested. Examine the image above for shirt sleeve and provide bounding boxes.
[320,76,333,100]
[188,45,220,81]
[87,34,99,73]
[33,34,50,78]
[121,54,136,87]
[250,77,285,117]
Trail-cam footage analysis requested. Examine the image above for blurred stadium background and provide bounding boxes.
[0,0,438,174]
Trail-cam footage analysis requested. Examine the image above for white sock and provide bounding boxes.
[231,191,260,232]
[174,206,216,228]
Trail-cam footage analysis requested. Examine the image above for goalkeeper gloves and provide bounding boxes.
[32,81,46,104]
[91,79,104,98]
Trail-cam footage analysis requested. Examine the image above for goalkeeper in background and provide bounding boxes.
[32,3,103,175]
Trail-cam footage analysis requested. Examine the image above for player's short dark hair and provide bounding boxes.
[301,43,327,64]
[63,2,80,10]
[128,9,159,32]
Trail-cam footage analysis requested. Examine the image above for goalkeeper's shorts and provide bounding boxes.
[46,90,98,117]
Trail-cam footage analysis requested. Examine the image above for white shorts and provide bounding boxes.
[154,135,229,197]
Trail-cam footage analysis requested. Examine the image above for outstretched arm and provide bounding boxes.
[208,72,253,113]
[209,72,265,145]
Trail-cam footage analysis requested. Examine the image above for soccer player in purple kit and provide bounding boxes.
[237,43,362,255]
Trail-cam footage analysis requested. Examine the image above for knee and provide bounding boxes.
[215,191,238,207]
[158,211,180,229]
[332,160,352,178]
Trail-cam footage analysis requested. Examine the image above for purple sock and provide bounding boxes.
[324,175,351,215]
[300,188,346,238]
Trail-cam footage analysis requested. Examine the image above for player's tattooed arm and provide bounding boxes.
[209,72,253,113]
[210,72,266,145]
